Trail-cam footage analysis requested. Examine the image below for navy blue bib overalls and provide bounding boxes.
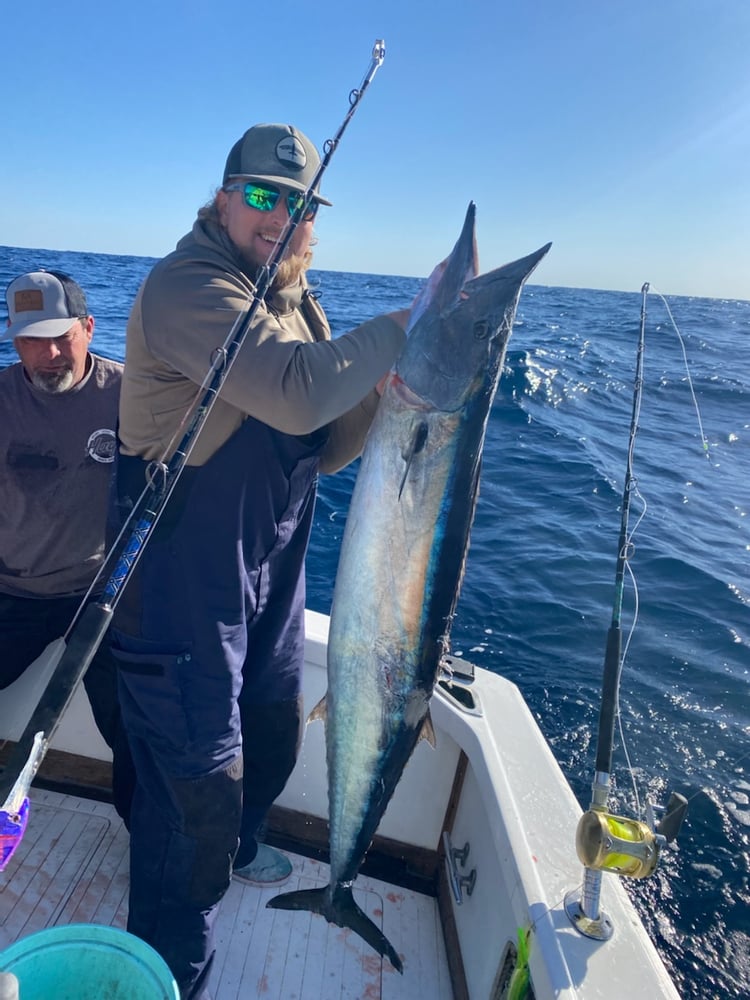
[111,411,327,1000]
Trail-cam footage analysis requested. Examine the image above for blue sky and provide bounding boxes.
[2,1,748,300]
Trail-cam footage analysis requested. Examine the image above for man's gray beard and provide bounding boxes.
[31,368,75,393]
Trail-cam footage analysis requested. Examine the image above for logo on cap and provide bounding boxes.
[275,135,307,171]
[14,289,44,314]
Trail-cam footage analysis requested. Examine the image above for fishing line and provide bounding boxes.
[606,280,719,823]
[565,282,712,929]
[647,284,711,461]
[616,552,643,817]
[634,280,748,810]
[614,357,648,818]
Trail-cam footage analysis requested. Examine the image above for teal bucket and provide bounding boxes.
[0,924,180,1000]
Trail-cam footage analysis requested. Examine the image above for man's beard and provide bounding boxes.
[31,367,75,393]
[237,245,310,291]
[271,253,308,290]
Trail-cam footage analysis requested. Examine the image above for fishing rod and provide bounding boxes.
[0,39,386,868]
[564,283,687,940]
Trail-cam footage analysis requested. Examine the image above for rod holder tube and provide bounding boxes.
[581,865,603,918]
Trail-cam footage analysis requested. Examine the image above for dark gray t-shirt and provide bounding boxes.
[0,353,122,598]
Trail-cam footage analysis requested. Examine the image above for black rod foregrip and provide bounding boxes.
[594,623,622,775]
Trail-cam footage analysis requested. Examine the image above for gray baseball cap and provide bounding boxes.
[223,123,333,206]
[4,270,89,340]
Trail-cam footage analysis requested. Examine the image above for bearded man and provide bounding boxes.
[111,123,409,1000]
[0,270,124,758]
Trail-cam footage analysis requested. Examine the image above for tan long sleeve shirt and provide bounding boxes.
[119,218,406,473]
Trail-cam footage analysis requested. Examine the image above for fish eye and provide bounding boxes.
[473,320,490,340]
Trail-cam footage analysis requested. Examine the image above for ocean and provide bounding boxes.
[1,244,748,999]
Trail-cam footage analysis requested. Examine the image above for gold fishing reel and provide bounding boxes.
[565,791,688,939]
[575,808,659,878]
[575,791,688,879]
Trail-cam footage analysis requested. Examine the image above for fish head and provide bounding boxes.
[398,240,552,411]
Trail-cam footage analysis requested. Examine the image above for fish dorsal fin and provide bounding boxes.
[398,421,429,499]
[307,696,327,726]
[418,711,437,748]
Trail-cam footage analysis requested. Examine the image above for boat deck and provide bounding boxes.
[0,788,454,1000]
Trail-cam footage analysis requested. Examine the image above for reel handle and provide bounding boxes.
[655,791,688,844]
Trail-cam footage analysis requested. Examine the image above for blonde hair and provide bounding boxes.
[197,192,222,225]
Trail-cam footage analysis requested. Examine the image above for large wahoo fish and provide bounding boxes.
[268,205,550,970]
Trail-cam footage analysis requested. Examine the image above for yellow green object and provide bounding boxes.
[507,927,530,1000]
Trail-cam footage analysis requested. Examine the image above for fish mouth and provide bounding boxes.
[388,371,439,410]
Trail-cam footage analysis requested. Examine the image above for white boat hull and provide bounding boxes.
[0,609,680,998]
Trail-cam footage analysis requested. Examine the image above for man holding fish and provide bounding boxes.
[110,123,409,1000]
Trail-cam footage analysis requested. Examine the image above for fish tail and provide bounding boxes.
[267,884,403,973]
[266,885,329,916]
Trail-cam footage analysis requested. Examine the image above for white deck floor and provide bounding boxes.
[0,789,454,999]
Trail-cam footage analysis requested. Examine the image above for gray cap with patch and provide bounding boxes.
[3,270,88,340]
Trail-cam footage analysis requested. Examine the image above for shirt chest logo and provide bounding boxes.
[86,428,116,463]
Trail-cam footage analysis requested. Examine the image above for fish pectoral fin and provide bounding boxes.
[307,696,327,726]
[398,421,429,499]
[418,710,437,749]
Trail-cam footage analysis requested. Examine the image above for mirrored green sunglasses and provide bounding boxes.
[224,181,319,222]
